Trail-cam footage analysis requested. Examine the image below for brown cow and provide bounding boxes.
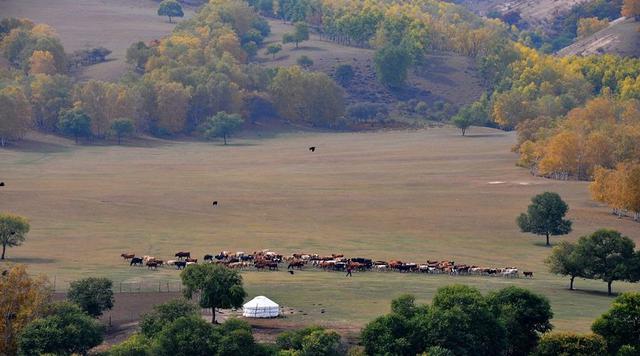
[121,253,135,261]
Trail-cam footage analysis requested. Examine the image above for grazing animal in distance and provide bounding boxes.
[185,258,198,263]
[309,146,316,152]
[212,201,218,206]
[288,270,294,275]
[174,261,187,269]
[121,253,135,261]
[130,257,143,266]
[204,254,213,262]
[175,251,190,259]
[523,271,534,278]
[0,182,4,187]
[146,261,158,269]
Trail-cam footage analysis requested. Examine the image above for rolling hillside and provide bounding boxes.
[558,17,640,57]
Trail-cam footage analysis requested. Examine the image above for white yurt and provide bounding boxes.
[242,296,280,318]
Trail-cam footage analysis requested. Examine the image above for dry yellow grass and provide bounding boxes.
[1,127,639,331]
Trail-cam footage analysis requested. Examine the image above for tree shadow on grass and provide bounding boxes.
[5,139,70,154]
[567,288,619,298]
[1,256,58,264]
[533,241,556,248]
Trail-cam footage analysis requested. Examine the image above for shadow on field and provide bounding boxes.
[5,139,70,154]
[4,257,58,264]
[462,133,509,138]
[568,288,619,298]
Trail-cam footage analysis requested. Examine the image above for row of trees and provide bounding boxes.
[591,163,640,220]
[546,229,640,295]
[362,287,640,356]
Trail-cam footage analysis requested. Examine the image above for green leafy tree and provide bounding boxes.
[545,241,585,290]
[592,292,640,354]
[360,313,414,356]
[334,64,355,85]
[57,108,92,144]
[157,0,184,23]
[110,118,135,145]
[18,302,104,356]
[0,213,29,260]
[153,316,219,355]
[424,346,455,356]
[374,45,412,88]
[391,294,417,319]
[266,43,282,59]
[107,334,153,356]
[67,277,114,317]
[217,319,265,356]
[297,55,313,69]
[533,333,607,356]
[576,229,637,295]
[139,299,199,338]
[425,285,506,356]
[487,286,553,356]
[517,192,572,246]
[180,263,246,323]
[126,41,154,72]
[283,22,309,48]
[451,99,488,136]
[201,111,244,145]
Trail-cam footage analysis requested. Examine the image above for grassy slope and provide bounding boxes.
[0,0,194,82]
[256,20,485,109]
[1,128,639,332]
[558,17,640,57]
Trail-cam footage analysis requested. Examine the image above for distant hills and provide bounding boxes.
[558,17,640,57]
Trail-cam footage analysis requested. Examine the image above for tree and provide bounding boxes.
[297,55,313,69]
[154,316,219,355]
[622,0,640,19]
[29,74,73,131]
[180,264,246,323]
[334,64,354,85]
[374,45,411,88]
[110,118,135,145]
[157,0,184,23]
[487,286,553,356]
[28,50,56,75]
[451,109,476,136]
[126,41,154,72]
[592,292,640,354]
[154,81,191,135]
[517,192,572,246]
[533,333,607,356]
[57,108,92,144]
[426,285,506,356]
[18,302,104,356]
[67,277,114,317]
[575,229,637,295]
[201,111,244,145]
[360,313,414,356]
[0,213,30,260]
[282,22,309,48]
[0,86,32,147]
[106,334,153,356]
[265,43,281,59]
[545,241,585,290]
[139,299,198,338]
[0,265,50,355]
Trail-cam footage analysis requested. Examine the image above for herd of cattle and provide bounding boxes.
[120,250,533,278]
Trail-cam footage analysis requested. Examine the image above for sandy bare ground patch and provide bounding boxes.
[0,0,195,81]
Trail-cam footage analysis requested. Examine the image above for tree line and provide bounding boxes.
[0,0,348,147]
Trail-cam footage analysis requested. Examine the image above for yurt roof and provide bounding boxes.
[243,296,279,308]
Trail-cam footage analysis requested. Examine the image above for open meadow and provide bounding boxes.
[1,127,638,332]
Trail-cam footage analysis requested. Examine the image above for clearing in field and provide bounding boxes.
[1,127,638,332]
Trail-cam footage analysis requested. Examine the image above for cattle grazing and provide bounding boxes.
[204,254,213,262]
[121,253,135,261]
[0,182,4,187]
[523,271,534,278]
[309,146,316,152]
[174,261,187,269]
[288,270,294,275]
[288,261,304,270]
[130,257,143,266]
[185,258,198,263]
[142,256,155,263]
[146,261,158,269]
[212,201,218,206]
[175,251,190,259]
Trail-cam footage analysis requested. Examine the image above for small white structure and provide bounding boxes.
[242,296,280,318]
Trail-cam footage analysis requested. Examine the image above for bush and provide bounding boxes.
[334,64,355,85]
[415,101,429,115]
[140,299,199,338]
[346,102,388,122]
[534,333,607,356]
[67,277,114,317]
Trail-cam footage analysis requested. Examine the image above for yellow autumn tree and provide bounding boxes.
[622,0,640,18]
[577,18,609,38]
[29,50,57,75]
[154,81,191,134]
[0,86,32,147]
[0,265,51,355]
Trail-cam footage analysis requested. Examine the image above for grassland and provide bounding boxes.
[257,20,485,109]
[1,127,639,332]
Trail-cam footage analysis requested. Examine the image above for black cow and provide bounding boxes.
[130,257,143,266]
[204,254,213,262]
[175,261,187,269]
